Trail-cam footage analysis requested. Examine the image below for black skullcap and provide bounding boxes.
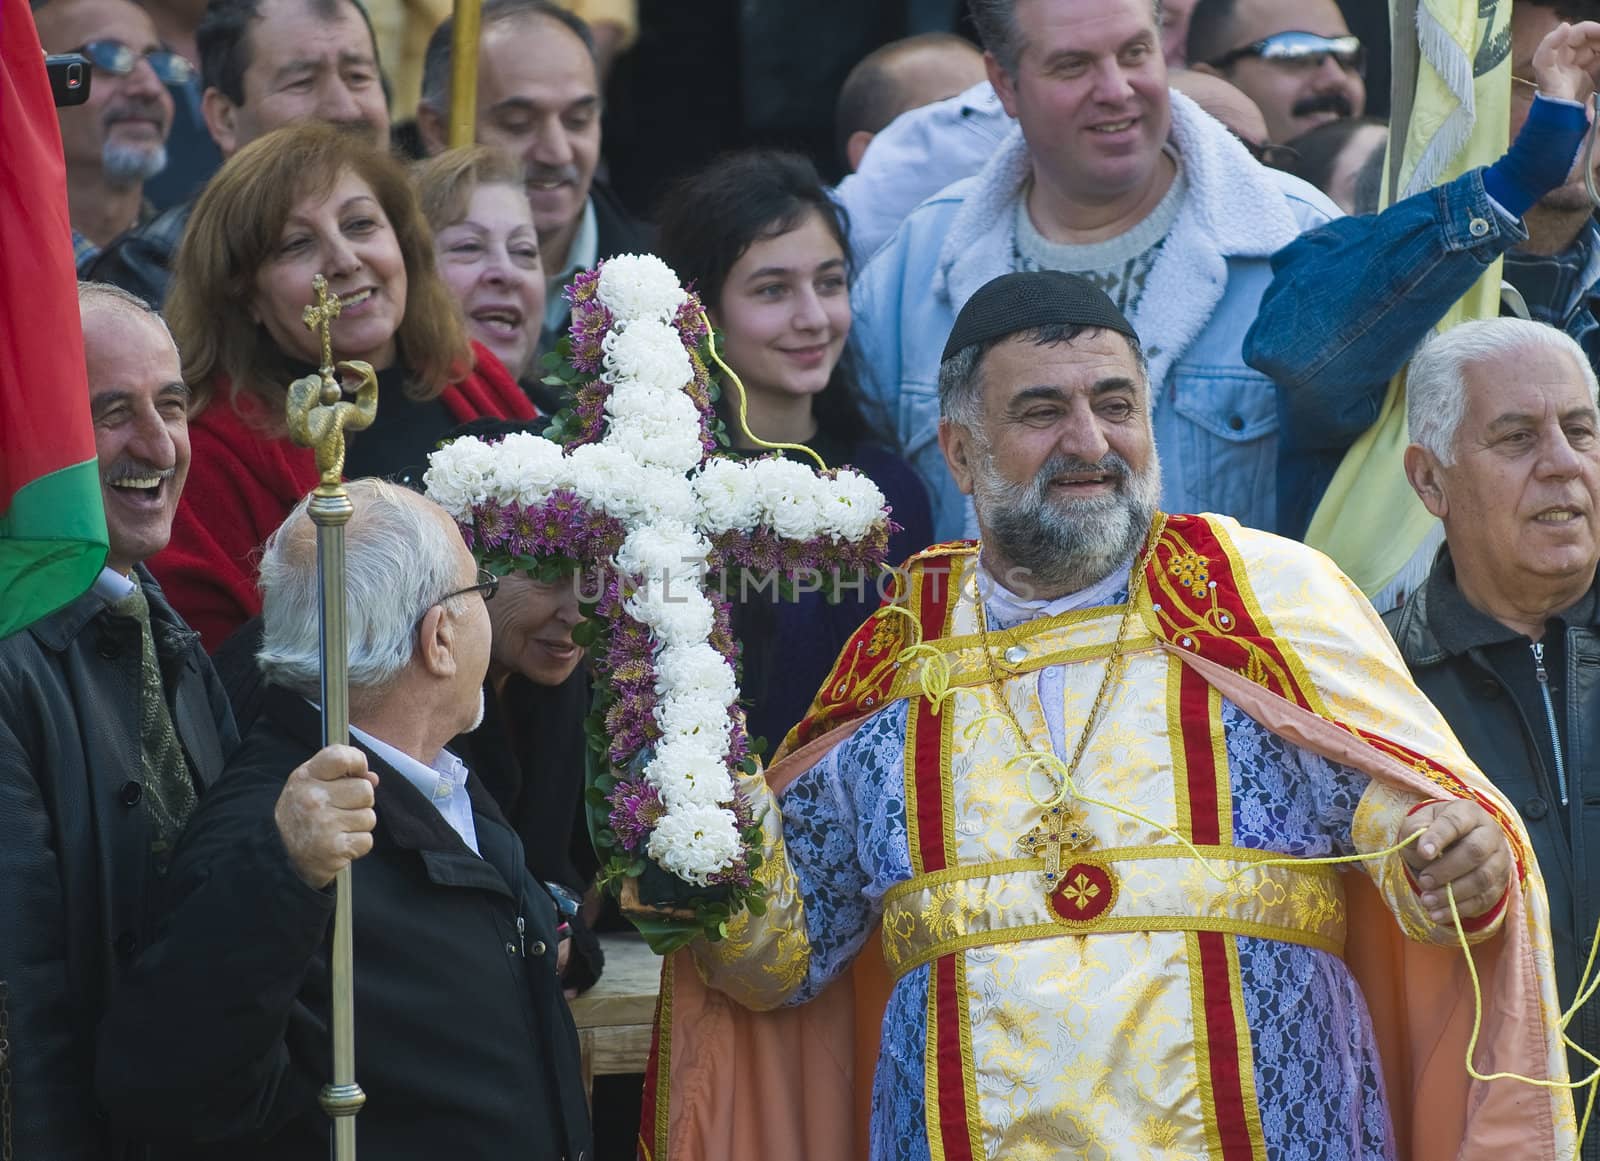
[940,271,1140,363]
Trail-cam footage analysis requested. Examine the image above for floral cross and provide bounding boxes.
[424,255,894,948]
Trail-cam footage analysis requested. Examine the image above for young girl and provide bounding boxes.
[656,149,933,754]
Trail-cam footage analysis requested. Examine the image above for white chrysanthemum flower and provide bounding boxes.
[635,470,701,525]
[692,457,761,534]
[487,430,567,507]
[617,522,710,583]
[597,254,690,324]
[604,410,705,474]
[645,735,732,805]
[627,584,715,647]
[815,469,887,541]
[602,319,694,394]
[603,376,681,421]
[423,436,497,518]
[655,642,738,706]
[646,803,741,884]
[557,442,640,519]
[654,691,734,750]
[751,456,827,540]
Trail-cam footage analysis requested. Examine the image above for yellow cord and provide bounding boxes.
[699,309,828,471]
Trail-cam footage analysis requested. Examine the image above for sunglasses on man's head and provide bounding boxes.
[1208,31,1366,76]
[72,39,195,87]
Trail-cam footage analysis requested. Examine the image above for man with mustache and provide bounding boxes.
[84,0,391,306]
[1246,6,1600,545]
[1187,0,1366,144]
[33,0,176,274]
[0,283,237,1159]
[1386,317,1600,1158]
[640,271,1573,1160]
[417,0,653,357]
[852,0,1342,543]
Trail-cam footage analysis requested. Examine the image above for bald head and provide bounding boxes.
[1170,69,1269,148]
[836,33,988,171]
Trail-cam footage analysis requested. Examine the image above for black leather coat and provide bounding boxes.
[0,569,236,1159]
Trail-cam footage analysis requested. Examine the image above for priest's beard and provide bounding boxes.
[973,446,1161,599]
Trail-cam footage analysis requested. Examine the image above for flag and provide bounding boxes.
[0,0,108,637]
[1302,0,1511,602]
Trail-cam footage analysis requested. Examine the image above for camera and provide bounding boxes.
[46,53,91,107]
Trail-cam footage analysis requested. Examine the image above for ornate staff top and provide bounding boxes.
[286,274,379,495]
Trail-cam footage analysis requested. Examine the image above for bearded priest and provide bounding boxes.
[636,272,1575,1161]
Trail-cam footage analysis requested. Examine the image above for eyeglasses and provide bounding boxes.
[1208,31,1366,77]
[1240,138,1301,169]
[72,39,195,86]
[431,567,500,612]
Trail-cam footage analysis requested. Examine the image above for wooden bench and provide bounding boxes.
[568,933,662,1102]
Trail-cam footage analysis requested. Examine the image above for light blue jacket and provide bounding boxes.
[851,91,1342,541]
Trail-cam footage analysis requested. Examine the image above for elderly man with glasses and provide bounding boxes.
[1188,0,1367,144]
[33,0,186,273]
[94,479,592,1161]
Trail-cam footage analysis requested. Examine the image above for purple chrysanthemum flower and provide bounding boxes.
[606,690,658,766]
[473,502,511,550]
[506,504,539,557]
[606,779,666,853]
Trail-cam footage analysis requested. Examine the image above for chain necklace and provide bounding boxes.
[972,511,1167,810]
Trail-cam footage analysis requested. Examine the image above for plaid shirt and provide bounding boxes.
[1502,217,1600,369]
[72,199,157,277]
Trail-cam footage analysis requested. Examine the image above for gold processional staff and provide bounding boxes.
[285,274,378,1161]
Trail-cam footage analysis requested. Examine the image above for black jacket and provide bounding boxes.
[1384,560,1600,1137]
[83,200,191,308]
[0,568,236,1160]
[95,686,593,1161]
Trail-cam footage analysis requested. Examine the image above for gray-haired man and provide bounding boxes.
[95,479,592,1160]
[1386,317,1600,1149]
[0,283,236,1159]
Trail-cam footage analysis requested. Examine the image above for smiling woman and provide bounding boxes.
[414,146,547,382]
[150,122,538,652]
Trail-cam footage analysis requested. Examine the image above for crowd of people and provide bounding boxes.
[6,0,1600,1157]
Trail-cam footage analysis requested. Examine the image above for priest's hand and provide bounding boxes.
[274,744,380,890]
[1398,799,1512,923]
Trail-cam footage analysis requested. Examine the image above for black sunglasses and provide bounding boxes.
[72,39,195,86]
[431,567,500,613]
[1209,31,1366,77]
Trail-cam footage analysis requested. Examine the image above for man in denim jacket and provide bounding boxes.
[852,0,1339,540]
[1245,4,1600,539]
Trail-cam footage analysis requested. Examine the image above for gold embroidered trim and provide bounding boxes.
[880,847,1347,979]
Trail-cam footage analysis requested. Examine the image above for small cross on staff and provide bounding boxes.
[303,273,343,382]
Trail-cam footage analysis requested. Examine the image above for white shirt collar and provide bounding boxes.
[348,723,480,855]
[977,557,1133,629]
[92,566,137,601]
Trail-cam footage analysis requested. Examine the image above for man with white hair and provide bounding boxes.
[643,273,1572,1161]
[95,480,592,1160]
[0,283,236,1158]
[1386,317,1600,1144]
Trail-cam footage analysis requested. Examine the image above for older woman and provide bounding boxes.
[414,146,546,384]
[151,122,536,651]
